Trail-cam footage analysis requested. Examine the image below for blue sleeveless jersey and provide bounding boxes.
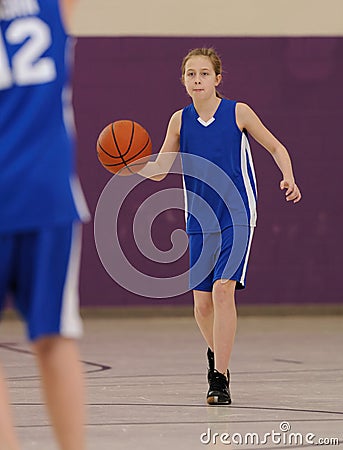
[180,99,257,233]
[0,0,88,232]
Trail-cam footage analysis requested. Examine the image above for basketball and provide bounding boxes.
[96,120,152,175]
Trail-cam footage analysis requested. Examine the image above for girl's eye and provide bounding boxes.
[202,72,209,76]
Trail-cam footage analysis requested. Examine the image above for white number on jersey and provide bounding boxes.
[0,17,57,90]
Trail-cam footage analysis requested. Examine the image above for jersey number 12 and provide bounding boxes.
[0,17,57,90]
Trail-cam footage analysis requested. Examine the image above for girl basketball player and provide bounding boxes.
[0,0,88,449]
[138,48,301,405]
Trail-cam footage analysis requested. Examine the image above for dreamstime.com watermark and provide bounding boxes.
[200,422,341,446]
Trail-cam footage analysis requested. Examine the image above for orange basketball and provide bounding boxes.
[96,120,152,175]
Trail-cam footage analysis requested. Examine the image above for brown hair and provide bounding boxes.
[181,47,223,98]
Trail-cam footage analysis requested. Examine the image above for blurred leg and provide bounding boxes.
[32,336,85,450]
[0,365,21,450]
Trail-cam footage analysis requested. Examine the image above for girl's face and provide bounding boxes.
[183,56,222,100]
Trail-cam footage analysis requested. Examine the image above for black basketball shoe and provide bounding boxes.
[207,347,215,374]
[206,348,230,387]
[207,369,231,405]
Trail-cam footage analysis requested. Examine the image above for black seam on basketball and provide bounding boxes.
[125,121,135,156]
[102,138,150,167]
[112,121,135,159]
[110,123,121,154]
[103,160,147,168]
[110,123,134,173]
[97,142,123,159]
[100,122,150,174]
[119,136,151,164]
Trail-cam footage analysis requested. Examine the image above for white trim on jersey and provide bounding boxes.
[63,37,90,223]
[62,37,76,137]
[240,133,257,227]
[197,116,215,127]
[182,175,188,227]
[60,223,83,338]
[70,174,91,222]
[245,134,258,191]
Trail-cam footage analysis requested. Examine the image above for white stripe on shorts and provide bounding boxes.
[60,223,83,338]
[240,227,255,287]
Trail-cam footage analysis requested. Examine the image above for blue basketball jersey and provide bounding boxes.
[0,0,88,232]
[180,99,257,233]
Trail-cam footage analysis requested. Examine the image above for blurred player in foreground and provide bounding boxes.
[0,0,89,448]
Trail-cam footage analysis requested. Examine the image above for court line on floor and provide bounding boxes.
[11,402,343,416]
[14,418,343,429]
[2,343,342,378]
[0,342,112,374]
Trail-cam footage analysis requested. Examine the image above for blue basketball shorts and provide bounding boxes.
[0,223,83,341]
[188,226,255,291]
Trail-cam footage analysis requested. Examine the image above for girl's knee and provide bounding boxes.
[213,279,236,295]
[212,279,236,308]
[194,299,213,318]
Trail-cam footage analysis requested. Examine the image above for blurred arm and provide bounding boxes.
[60,0,78,31]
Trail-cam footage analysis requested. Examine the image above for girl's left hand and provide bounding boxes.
[280,179,302,203]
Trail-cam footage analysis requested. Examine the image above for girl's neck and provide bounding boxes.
[193,96,222,121]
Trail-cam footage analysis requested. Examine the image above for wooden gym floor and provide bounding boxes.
[1,314,342,449]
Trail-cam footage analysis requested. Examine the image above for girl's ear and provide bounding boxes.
[215,74,222,87]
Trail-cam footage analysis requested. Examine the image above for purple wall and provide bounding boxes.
[73,37,343,307]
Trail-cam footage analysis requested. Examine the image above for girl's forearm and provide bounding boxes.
[270,145,296,181]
